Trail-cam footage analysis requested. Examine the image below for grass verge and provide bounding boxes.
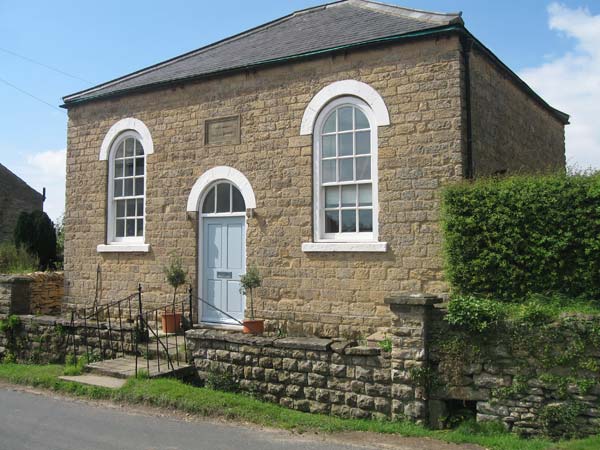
[0,362,597,450]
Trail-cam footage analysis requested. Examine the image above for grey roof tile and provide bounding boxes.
[63,0,461,104]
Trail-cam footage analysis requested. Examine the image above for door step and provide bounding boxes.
[59,374,126,389]
[85,355,194,379]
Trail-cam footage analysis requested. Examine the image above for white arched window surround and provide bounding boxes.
[301,81,389,253]
[97,118,153,253]
[186,166,256,213]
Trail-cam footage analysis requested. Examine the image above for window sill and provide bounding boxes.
[97,243,150,253]
[301,242,388,253]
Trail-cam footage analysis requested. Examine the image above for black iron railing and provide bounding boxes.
[65,284,196,377]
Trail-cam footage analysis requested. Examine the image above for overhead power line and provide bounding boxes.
[0,75,65,113]
[0,46,93,84]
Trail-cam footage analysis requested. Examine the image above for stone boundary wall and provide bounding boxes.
[428,310,600,437]
[187,329,393,419]
[0,314,133,364]
[188,295,600,438]
[0,272,64,316]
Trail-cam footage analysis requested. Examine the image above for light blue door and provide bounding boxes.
[202,216,245,324]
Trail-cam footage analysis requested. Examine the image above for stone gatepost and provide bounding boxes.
[0,275,33,315]
[385,293,442,424]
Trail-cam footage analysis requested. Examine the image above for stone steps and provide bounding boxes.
[59,374,127,389]
[85,355,194,379]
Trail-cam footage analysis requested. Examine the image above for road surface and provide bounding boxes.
[0,386,479,450]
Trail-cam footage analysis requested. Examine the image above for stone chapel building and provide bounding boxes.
[62,0,568,337]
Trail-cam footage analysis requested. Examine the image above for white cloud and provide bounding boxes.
[520,3,600,169]
[14,149,66,223]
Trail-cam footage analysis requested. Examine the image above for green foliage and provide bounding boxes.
[378,337,392,352]
[163,256,187,291]
[205,370,240,392]
[408,366,436,390]
[445,296,505,333]
[163,255,187,304]
[492,375,529,399]
[540,401,584,440]
[0,242,38,274]
[14,210,57,270]
[240,266,262,319]
[0,315,21,333]
[63,354,89,376]
[442,173,600,301]
[136,369,150,379]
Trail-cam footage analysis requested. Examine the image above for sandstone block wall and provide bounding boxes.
[469,48,566,177]
[29,272,64,315]
[64,36,466,337]
[0,163,44,243]
[188,329,393,419]
[0,272,64,316]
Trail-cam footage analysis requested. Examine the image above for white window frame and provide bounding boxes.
[307,96,387,253]
[300,80,389,253]
[97,118,153,253]
[106,131,147,244]
[314,97,378,244]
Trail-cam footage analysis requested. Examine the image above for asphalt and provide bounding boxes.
[0,388,372,450]
[0,386,481,450]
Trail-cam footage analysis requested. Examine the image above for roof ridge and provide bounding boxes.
[338,0,462,25]
[64,2,337,102]
[63,0,461,104]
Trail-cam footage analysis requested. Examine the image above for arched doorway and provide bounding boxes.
[199,181,246,324]
[187,167,256,325]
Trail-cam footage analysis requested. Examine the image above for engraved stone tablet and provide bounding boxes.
[205,115,240,146]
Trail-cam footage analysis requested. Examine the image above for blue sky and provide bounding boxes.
[1,0,599,221]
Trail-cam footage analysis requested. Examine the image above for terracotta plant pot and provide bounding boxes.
[161,312,182,333]
[242,319,264,335]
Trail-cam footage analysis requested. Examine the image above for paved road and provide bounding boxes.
[0,388,368,450]
[0,387,479,450]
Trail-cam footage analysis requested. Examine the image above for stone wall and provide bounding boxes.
[0,275,32,315]
[64,35,467,338]
[187,294,437,422]
[0,272,64,316]
[29,272,64,315]
[188,329,393,419]
[0,314,133,364]
[188,295,600,438]
[469,47,566,177]
[428,310,600,437]
[0,163,44,243]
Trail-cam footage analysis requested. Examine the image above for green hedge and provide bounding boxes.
[442,173,600,301]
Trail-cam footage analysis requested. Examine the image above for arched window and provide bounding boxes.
[108,132,146,243]
[201,182,246,214]
[314,96,378,243]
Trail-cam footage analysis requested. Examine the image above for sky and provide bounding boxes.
[1,0,599,222]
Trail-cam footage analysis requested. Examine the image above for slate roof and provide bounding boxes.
[63,0,462,105]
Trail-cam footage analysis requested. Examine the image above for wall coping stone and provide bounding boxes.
[385,293,443,307]
[345,345,381,356]
[0,275,33,284]
[274,337,333,351]
[187,329,336,351]
[331,340,356,354]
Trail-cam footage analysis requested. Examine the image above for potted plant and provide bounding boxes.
[240,266,263,334]
[162,256,187,333]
